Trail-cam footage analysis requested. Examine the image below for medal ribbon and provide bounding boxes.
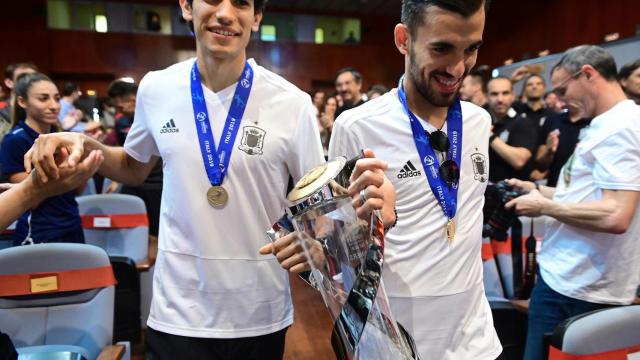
[190,60,253,187]
[397,76,462,221]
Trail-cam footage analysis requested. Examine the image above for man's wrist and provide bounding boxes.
[19,175,44,208]
[539,196,559,217]
[384,208,398,233]
[489,134,497,145]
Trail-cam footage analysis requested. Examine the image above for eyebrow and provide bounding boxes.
[470,40,484,49]
[428,40,484,49]
[429,41,454,49]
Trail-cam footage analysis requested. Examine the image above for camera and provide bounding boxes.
[482,181,525,241]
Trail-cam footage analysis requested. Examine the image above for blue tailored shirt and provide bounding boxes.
[0,121,84,245]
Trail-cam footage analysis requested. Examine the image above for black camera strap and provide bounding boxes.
[521,220,537,299]
[511,218,524,298]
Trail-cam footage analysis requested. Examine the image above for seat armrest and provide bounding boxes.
[136,256,155,271]
[97,345,125,360]
[509,299,530,314]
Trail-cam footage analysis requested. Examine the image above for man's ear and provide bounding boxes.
[394,24,410,56]
[252,11,264,32]
[582,64,596,80]
[4,78,13,90]
[179,0,193,23]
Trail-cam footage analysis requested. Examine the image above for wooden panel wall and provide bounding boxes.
[481,0,640,66]
[0,0,638,96]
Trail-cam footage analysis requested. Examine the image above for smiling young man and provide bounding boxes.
[23,0,395,359]
[327,0,502,358]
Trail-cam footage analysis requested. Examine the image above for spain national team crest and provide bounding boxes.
[471,153,488,183]
[238,126,266,155]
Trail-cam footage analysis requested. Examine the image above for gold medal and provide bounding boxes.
[446,219,456,243]
[207,186,228,207]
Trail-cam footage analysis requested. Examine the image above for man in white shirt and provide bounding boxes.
[288,0,503,358]
[506,45,640,360]
[23,0,395,359]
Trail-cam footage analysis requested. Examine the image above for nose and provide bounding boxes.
[446,55,466,79]
[216,0,234,26]
[50,100,60,112]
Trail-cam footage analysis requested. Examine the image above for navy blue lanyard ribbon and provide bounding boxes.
[190,61,253,186]
[397,76,462,220]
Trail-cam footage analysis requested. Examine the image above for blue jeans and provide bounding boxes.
[523,272,614,360]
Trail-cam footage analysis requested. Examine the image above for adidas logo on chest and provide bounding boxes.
[160,119,179,134]
[397,160,422,179]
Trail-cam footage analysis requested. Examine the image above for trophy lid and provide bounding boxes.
[288,157,346,203]
[287,157,352,217]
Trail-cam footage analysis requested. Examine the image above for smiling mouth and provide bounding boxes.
[433,75,461,93]
[208,27,239,37]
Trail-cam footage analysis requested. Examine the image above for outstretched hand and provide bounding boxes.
[24,132,88,183]
[30,149,104,199]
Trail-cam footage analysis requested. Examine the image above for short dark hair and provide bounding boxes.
[552,45,618,82]
[467,69,487,91]
[62,82,79,97]
[487,76,513,92]
[524,73,545,86]
[369,84,389,96]
[107,80,138,99]
[4,62,38,80]
[619,59,640,81]
[543,91,556,100]
[335,67,363,84]
[401,0,490,36]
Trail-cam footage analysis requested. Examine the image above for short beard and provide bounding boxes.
[408,47,467,108]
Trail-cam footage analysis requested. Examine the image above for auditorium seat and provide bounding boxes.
[0,243,129,360]
[77,194,154,334]
[102,178,123,194]
[79,176,97,197]
[0,221,15,250]
[548,305,640,359]
[77,194,149,264]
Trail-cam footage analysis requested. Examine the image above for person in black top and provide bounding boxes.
[513,74,557,126]
[511,74,557,180]
[487,77,538,182]
[459,70,489,111]
[0,73,87,245]
[334,67,365,118]
[108,80,163,236]
[534,101,591,187]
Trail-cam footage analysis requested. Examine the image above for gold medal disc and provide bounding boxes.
[207,186,228,207]
[446,219,456,243]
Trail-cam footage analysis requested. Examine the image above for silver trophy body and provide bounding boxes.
[285,157,419,360]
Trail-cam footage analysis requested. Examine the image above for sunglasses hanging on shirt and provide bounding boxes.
[425,130,460,188]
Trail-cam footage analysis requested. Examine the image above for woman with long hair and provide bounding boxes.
[318,95,338,158]
[0,72,84,245]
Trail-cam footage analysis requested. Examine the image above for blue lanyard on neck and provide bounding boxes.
[397,76,462,220]
[190,60,253,186]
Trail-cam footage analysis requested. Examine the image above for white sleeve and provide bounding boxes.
[591,128,640,191]
[124,73,160,163]
[328,114,364,160]
[286,96,325,182]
